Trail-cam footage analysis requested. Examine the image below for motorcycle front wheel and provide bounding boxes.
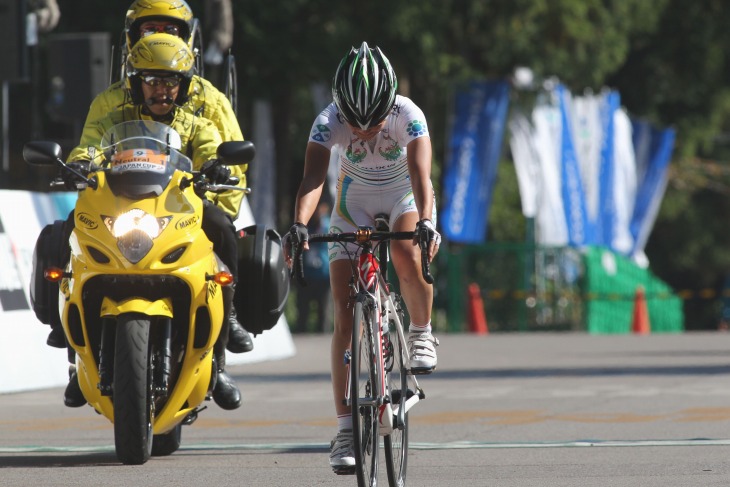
[113,313,154,465]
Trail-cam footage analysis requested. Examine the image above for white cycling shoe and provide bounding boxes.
[329,429,355,473]
[408,331,439,374]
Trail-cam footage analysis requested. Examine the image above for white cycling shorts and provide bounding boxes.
[327,175,436,262]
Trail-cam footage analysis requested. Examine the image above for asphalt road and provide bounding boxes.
[3,332,730,486]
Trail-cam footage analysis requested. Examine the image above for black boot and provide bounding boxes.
[47,326,66,349]
[64,367,86,408]
[227,308,254,353]
[212,369,242,410]
[212,328,242,410]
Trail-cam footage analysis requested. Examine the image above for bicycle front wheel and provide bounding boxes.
[384,302,409,486]
[351,299,379,486]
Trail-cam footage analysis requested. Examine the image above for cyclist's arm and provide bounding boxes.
[293,141,330,229]
[406,136,435,224]
[406,135,439,261]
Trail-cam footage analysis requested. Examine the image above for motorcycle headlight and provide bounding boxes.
[102,210,171,263]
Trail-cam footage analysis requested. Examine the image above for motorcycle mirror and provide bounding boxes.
[217,141,255,166]
[23,141,63,166]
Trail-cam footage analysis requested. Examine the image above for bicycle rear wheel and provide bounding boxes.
[351,299,379,486]
[384,298,409,486]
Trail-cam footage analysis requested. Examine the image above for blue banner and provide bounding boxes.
[441,80,510,243]
[630,120,675,255]
[597,90,620,247]
[557,85,592,246]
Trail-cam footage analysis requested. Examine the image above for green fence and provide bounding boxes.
[440,243,684,334]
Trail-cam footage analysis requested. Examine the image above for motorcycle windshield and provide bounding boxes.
[100,121,193,199]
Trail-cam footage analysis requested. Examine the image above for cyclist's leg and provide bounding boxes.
[390,211,432,326]
[390,207,439,373]
[330,258,355,419]
[328,257,358,472]
[327,184,370,471]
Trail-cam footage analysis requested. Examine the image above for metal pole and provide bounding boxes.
[1,80,8,175]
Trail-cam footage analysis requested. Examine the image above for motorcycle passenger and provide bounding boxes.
[44,0,255,356]
[286,42,441,471]
[62,33,243,411]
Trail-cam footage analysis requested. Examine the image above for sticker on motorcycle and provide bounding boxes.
[110,149,168,174]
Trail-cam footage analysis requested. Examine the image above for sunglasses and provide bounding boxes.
[140,75,181,88]
[140,24,181,36]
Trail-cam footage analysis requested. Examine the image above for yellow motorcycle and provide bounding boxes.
[23,121,254,465]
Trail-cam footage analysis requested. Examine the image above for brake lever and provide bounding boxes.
[418,227,435,285]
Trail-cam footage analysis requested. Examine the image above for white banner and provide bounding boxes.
[509,84,671,257]
[611,108,637,254]
[532,102,569,246]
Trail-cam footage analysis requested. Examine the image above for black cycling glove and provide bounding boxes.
[415,219,441,246]
[288,222,309,246]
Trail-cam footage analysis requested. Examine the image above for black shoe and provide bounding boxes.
[212,369,241,410]
[64,370,87,408]
[47,327,66,349]
[226,309,254,354]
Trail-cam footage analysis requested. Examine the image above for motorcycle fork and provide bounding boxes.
[154,318,172,396]
[97,317,173,398]
[98,318,115,396]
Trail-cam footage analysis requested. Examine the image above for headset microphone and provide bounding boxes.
[145,96,174,106]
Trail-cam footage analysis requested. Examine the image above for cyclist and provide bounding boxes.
[287,41,441,471]
[60,33,243,411]
[43,0,254,355]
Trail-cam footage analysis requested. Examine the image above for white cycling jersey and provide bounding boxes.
[310,95,429,190]
[308,95,435,261]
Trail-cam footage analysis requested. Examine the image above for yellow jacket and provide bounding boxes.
[70,76,246,216]
[67,105,244,218]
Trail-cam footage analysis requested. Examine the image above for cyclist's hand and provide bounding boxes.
[284,222,309,266]
[62,161,91,190]
[414,218,441,262]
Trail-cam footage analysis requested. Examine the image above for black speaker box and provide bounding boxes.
[46,32,110,124]
[0,0,28,82]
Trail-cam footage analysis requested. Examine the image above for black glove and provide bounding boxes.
[200,160,231,184]
[415,219,441,246]
[62,161,91,190]
[288,222,309,247]
[287,222,308,282]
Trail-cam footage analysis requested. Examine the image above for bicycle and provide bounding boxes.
[291,214,434,487]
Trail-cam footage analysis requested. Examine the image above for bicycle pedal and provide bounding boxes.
[333,466,356,475]
[409,366,436,376]
[390,388,416,403]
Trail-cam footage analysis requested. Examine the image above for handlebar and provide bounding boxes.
[290,229,434,286]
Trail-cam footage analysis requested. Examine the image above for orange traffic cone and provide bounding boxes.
[467,283,488,334]
[631,286,651,335]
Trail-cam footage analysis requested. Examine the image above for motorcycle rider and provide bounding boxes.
[43,0,254,356]
[61,33,243,411]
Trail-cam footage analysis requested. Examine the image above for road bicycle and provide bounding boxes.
[291,214,434,487]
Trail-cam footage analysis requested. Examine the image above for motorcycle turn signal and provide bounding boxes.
[44,267,70,281]
[207,271,234,286]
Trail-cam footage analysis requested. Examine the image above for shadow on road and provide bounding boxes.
[0,452,118,468]
[234,363,730,384]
